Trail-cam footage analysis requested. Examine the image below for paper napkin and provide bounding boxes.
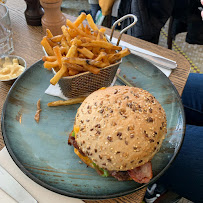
[107,36,177,77]
[0,147,83,203]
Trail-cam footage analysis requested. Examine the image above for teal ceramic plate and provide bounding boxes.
[1,54,185,200]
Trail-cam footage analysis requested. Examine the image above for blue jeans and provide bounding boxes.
[90,4,100,22]
[158,73,203,202]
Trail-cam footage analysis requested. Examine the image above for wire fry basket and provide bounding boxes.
[54,61,121,98]
[47,14,137,98]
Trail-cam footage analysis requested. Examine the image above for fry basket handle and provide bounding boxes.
[109,14,137,46]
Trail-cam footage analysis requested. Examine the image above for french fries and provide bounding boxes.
[67,63,84,72]
[99,27,106,33]
[63,57,107,68]
[61,25,72,46]
[66,43,77,58]
[34,99,41,123]
[95,52,108,61]
[108,48,131,64]
[61,36,70,48]
[41,37,54,56]
[77,47,94,59]
[42,56,57,62]
[44,61,59,69]
[83,64,100,74]
[51,35,63,43]
[81,41,122,50]
[53,46,62,67]
[46,29,53,38]
[41,13,131,86]
[50,63,67,85]
[47,97,86,106]
[73,12,86,27]
[86,14,99,31]
[66,19,96,40]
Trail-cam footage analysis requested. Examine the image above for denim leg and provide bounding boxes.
[181,73,203,125]
[90,4,100,21]
[157,124,203,202]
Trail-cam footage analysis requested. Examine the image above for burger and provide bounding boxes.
[68,86,167,183]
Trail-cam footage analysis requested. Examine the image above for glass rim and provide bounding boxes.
[0,3,9,21]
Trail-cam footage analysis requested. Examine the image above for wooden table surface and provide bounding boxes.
[0,0,190,202]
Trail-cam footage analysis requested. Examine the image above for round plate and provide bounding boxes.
[1,54,185,200]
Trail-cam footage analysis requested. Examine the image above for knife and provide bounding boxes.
[130,50,177,70]
[116,73,133,87]
[0,164,38,203]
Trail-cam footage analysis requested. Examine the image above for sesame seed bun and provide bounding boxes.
[74,86,167,171]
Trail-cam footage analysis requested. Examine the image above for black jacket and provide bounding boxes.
[118,0,203,45]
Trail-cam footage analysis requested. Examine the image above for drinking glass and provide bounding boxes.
[0,3,14,56]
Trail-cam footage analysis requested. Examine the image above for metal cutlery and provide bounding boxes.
[0,164,37,203]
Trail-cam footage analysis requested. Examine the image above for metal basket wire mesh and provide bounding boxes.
[45,14,137,98]
[54,60,121,98]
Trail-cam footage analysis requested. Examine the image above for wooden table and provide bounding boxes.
[0,0,190,202]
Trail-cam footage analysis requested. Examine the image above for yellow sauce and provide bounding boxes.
[99,87,106,90]
[0,57,25,80]
[73,125,80,138]
[74,148,93,167]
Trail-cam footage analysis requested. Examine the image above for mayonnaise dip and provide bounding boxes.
[0,57,25,80]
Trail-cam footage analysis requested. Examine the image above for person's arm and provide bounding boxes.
[201,0,203,18]
[99,0,116,16]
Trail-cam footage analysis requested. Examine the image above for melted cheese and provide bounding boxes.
[73,125,93,167]
[0,57,25,80]
[99,87,106,90]
[74,125,80,133]
[74,148,93,168]
[73,125,80,138]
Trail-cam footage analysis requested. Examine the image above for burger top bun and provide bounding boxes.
[74,86,167,171]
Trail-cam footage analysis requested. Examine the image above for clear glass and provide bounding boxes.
[0,3,14,56]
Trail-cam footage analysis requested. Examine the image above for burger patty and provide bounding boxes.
[110,171,131,181]
[68,135,86,156]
